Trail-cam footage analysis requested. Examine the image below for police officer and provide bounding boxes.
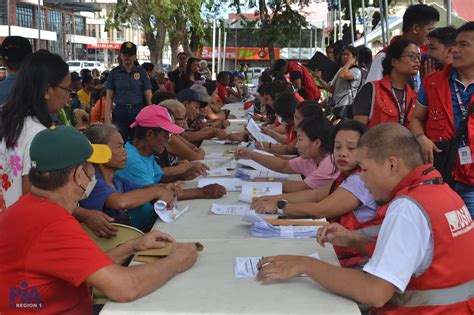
[105,41,152,140]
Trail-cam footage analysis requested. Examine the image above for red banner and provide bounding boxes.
[86,43,121,50]
[196,47,280,61]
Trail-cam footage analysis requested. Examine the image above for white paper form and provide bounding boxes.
[154,200,189,223]
[235,168,289,180]
[211,203,255,216]
[206,167,231,177]
[197,178,246,192]
[199,157,234,170]
[234,253,321,279]
[239,182,282,203]
[246,118,278,144]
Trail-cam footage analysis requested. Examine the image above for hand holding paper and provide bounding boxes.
[154,200,189,223]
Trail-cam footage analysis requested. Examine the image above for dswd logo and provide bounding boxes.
[9,281,43,309]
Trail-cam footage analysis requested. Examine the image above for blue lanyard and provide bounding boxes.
[454,82,469,118]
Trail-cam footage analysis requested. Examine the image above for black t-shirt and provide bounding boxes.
[169,68,186,93]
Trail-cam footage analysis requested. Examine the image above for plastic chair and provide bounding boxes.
[81,223,144,305]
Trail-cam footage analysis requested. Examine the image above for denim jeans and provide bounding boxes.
[454,181,474,217]
[112,105,143,141]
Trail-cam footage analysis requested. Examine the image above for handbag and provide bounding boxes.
[433,103,474,184]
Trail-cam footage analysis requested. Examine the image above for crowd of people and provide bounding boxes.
[0,3,473,314]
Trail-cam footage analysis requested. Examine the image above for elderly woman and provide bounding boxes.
[79,124,178,231]
[159,99,205,164]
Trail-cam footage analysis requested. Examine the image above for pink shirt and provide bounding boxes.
[288,155,339,189]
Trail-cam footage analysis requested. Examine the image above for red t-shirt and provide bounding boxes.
[217,81,228,102]
[0,193,113,314]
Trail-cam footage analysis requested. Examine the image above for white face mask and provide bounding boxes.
[80,169,97,200]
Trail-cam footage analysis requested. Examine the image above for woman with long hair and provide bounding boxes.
[353,39,420,128]
[0,51,70,211]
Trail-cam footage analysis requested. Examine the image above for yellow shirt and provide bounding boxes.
[77,89,91,110]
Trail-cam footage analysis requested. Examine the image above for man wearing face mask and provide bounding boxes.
[0,126,198,313]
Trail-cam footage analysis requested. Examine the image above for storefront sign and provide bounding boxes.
[196,47,280,61]
[86,43,121,50]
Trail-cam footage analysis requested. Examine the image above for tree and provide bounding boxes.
[106,0,206,71]
[209,0,311,65]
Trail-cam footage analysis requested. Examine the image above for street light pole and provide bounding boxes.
[7,0,11,36]
[447,0,452,26]
[38,0,41,50]
[362,0,367,46]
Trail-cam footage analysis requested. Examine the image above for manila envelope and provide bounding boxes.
[134,242,204,263]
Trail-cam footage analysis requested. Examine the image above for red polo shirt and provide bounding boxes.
[0,193,113,314]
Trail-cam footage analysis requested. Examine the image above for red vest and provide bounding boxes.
[423,65,474,186]
[288,61,321,101]
[329,169,387,267]
[375,165,474,314]
[368,75,418,128]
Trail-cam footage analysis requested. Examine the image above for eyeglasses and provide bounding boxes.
[174,117,185,121]
[400,53,421,61]
[56,85,74,93]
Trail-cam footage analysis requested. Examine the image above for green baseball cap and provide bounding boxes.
[30,126,112,172]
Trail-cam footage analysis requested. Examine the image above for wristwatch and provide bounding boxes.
[277,199,288,213]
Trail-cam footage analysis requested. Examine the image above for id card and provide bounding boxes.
[458,146,473,165]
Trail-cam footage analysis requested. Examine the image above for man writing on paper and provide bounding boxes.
[0,126,197,313]
[256,123,473,314]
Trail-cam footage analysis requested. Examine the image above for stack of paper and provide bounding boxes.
[239,182,282,203]
[235,168,289,180]
[210,203,255,216]
[247,118,278,144]
[242,213,319,238]
[234,253,321,279]
[154,200,189,223]
[197,178,246,192]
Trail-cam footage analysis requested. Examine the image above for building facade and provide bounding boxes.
[83,0,149,68]
[0,0,99,60]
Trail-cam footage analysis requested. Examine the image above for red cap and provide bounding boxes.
[130,105,184,134]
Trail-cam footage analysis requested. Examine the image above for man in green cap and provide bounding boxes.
[0,126,197,313]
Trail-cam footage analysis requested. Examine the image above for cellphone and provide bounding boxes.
[421,54,443,70]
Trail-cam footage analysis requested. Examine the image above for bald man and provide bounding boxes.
[256,123,474,314]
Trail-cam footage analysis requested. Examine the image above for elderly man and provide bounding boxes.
[0,126,197,313]
[256,123,473,314]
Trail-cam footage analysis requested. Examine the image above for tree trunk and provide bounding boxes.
[144,22,166,71]
[189,27,200,56]
[170,33,180,70]
[268,41,275,66]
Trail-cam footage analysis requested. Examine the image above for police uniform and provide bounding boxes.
[106,42,152,140]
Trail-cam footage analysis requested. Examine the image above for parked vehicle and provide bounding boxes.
[245,67,266,79]
[67,60,108,73]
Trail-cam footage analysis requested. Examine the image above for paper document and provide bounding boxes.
[239,182,282,203]
[235,253,321,279]
[199,157,234,170]
[242,212,320,238]
[237,159,279,173]
[235,168,289,180]
[198,178,246,192]
[154,200,189,223]
[211,203,255,216]
[246,118,278,144]
[206,167,231,177]
[238,142,256,150]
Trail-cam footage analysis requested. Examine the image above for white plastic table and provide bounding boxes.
[100,102,361,315]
